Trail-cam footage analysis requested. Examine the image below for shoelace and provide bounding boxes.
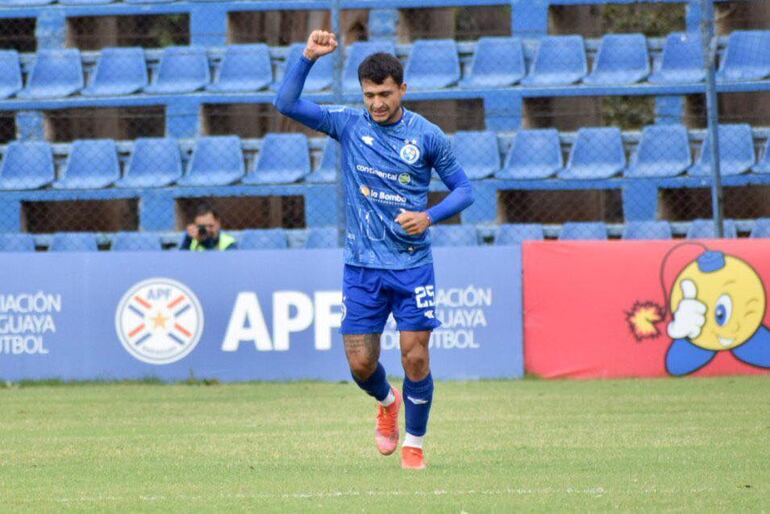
[377,403,397,434]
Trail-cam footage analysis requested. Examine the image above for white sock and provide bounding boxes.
[403,433,424,449]
[379,389,395,407]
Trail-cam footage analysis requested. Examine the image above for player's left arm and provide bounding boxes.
[396,132,474,236]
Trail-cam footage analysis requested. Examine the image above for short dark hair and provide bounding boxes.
[358,52,403,85]
[194,202,220,220]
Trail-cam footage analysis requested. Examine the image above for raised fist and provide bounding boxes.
[667,279,707,340]
[304,30,338,60]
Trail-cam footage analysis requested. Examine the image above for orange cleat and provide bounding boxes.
[401,446,426,470]
[375,387,402,456]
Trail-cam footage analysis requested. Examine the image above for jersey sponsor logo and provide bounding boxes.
[355,164,398,181]
[398,173,411,185]
[360,185,407,205]
[115,278,204,365]
[361,135,374,146]
[400,140,420,164]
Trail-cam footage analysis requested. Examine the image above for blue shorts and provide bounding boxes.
[341,263,441,334]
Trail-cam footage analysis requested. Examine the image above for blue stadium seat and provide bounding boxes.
[82,47,147,97]
[496,129,562,180]
[0,50,22,100]
[111,232,162,251]
[243,134,310,184]
[461,37,525,88]
[59,0,113,5]
[239,229,289,249]
[144,46,210,94]
[648,32,705,83]
[626,124,691,178]
[368,9,398,41]
[305,227,339,248]
[19,49,83,99]
[752,137,770,174]
[177,136,245,186]
[207,44,272,92]
[50,232,99,252]
[521,35,587,86]
[453,131,500,180]
[583,33,650,85]
[717,30,770,82]
[559,127,625,180]
[124,0,174,4]
[688,124,754,176]
[622,221,673,240]
[494,224,544,245]
[430,225,478,247]
[306,139,339,184]
[0,141,55,190]
[343,41,396,92]
[404,39,460,89]
[560,222,608,240]
[54,140,120,189]
[687,219,737,239]
[282,44,333,92]
[750,218,770,238]
[0,233,35,252]
[116,138,182,188]
[0,0,52,5]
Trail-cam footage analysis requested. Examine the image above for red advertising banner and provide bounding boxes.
[523,240,770,379]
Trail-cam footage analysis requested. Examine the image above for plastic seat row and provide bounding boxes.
[0,228,339,251]
[2,219,764,252]
[458,31,770,87]
[490,123,763,180]
[0,134,329,190]
[0,45,273,99]
[3,30,770,101]
[0,42,411,99]
[1,123,767,191]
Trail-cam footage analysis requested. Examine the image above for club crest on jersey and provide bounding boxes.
[399,139,420,164]
[115,278,204,365]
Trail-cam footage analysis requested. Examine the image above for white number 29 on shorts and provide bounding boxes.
[414,285,435,308]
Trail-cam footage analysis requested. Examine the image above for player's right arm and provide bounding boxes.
[273,30,338,132]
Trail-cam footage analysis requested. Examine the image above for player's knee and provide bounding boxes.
[401,350,429,380]
[348,356,377,381]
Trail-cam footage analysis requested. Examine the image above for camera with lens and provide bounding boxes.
[197,224,208,238]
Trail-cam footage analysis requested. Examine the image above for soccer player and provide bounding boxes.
[274,30,474,470]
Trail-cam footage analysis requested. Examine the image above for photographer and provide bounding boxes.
[180,204,237,251]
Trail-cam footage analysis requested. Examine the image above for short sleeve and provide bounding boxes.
[427,130,463,180]
[316,106,359,141]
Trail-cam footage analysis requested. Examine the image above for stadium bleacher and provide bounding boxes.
[0,0,768,250]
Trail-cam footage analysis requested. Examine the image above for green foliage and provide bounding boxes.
[603,3,685,37]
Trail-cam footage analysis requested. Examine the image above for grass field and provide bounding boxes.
[1,376,768,513]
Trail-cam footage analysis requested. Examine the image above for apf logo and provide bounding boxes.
[115,278,204,365]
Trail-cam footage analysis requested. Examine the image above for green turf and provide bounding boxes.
[0,377,768,513]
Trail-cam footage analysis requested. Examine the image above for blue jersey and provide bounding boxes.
[316,106,462,269]
[273,56,473,270]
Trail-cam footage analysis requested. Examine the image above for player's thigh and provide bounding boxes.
[387,263,441,333]
[341,265,391,336]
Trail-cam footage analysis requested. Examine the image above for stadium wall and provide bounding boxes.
[0,246,523,381]
[524,239,770,379]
